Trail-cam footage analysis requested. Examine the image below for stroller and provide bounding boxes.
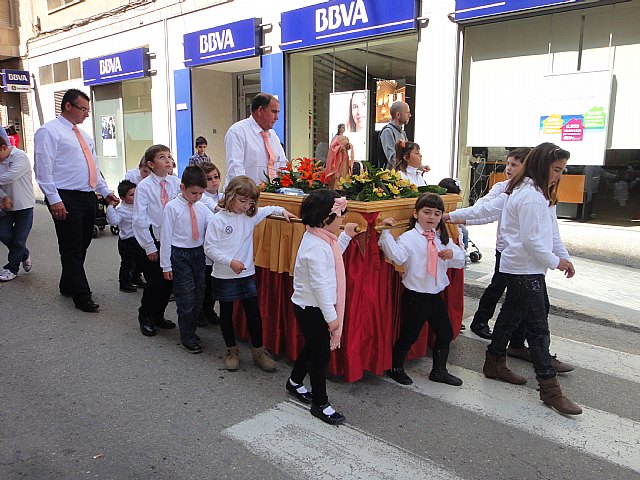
[94,194,119,238]
[459,224,482,263]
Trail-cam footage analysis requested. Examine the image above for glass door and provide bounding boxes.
[92,83,125,190]
[236,71,261,121]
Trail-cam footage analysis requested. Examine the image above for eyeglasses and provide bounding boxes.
[71,104,91,114]
[237,198,256,207]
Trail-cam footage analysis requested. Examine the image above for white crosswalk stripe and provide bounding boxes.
[224,401,464,480]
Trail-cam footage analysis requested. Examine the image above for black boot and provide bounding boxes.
[386,348,413,385]
[429,348,463,386]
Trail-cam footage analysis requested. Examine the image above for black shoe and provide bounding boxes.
[286,379,313,404]
[181,342,203,354]
[470,322,492,339]
[194,333,201,342]
[75,301,100,313]
[460,324,466,331]
[168,293,176,302]
[119,283,137,293]
[310,403,345,426]
[131,277,146,288]
[139,323,157,336]
[429,369,463,386]
[205,310,220,325]
[386,368,413,385]
[154,317,176,329]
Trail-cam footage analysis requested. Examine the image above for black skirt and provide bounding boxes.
[213,275,258,302]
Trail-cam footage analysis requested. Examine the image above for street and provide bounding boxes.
[1,204,639,480]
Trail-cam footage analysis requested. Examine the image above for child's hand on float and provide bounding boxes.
[380,217,396,227]
[282,210,297,222]
[344,222,360,238]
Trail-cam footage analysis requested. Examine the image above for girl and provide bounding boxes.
[484,142,581,415]
[379,193,465,386]
[204,175,296,371]
[287,189,359,425]
[393,141,430,187]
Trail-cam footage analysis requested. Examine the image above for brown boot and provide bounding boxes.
[225,346,240,371]
[551,356,575,373]
[251,346,276,372]
[483,351,527,385]
[538,377,582,415]
[508,346,574,373]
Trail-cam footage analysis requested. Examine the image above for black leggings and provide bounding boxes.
[219,296,263,348]
[395,288,453,353]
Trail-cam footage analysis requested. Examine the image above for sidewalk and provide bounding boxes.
[463,222,640,333]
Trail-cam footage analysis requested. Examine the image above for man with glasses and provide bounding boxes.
[34,88,119,313]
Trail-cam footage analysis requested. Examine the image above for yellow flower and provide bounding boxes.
[375,187,385,197]
[397,178,410,188]
[409,183,418,192]
[388,184,400,195]
[379,171,392,181]
[354,172,371,183]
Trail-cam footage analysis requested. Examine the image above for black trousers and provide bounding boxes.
[118,237,145,286]
[203,264,215,313]
[394,289,453,355]
[219,296,263,348]
[139,240,173,322]
[48,190,97,303]
[290,304,331,407]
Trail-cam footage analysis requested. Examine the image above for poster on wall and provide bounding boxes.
[329,90,369,162]
[101,115,117,157]
[374,80,405,131]
[539,71,611,166]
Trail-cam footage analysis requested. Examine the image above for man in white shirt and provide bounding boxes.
[34,89,119,313]
[224,93,287,187]
[0,138,36,281]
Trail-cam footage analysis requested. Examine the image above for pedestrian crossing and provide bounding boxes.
[223,325,640,479]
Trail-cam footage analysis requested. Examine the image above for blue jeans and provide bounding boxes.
[171,246,206,344]
[488,274,556,379]
[0,208,33,274]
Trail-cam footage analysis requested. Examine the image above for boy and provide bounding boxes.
[188,136,210,166]
[133,144,180,337]
[106,180,145,292]
[125,156,151,185]
[0,137,36,281]
[160,166,214,353]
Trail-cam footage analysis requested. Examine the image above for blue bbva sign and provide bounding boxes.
[183,18,261,67]
[453,0,616,22]
[1,69,31,92]
[83,48,150,86]
[280,0,418,52]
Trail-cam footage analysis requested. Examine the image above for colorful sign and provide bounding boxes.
[1,69,31,92]
[83,48,150,86]
[183,18,261,67]
[281,0,417,52]
[561,117,584,142]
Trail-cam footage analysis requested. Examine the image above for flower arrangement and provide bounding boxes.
[261,157,329,193]
[337,162,446,201]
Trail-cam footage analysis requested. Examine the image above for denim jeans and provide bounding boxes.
[0,207,33,274]
[488,274,556,379]
[171,245,206,344]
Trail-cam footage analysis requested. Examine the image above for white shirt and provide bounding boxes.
[291,231,353,323]
[133,173,180,255]
[105,202,135,240]
[399,166,426,187]
[224,115,287,186]
[379,224,465,294]
[124,167,142,184]
[499,177,570,275]
[199,191,221,213]
[34,115,111,204]
[160,194,215,272]
[204,205,284,279]
[0,147,36,211]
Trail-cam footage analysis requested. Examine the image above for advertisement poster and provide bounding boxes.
[374,80,405,131]
[329,90,369,162]
[101,115,117,157]
[539,71,611,166]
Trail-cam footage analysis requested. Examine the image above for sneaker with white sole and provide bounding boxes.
[0,269,17,282]
[22,256,32,272]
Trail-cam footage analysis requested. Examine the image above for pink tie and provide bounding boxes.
[160,180,169,208]
[259,130,276,180]
[188,202,199,241]
[72,125,97,190]
[422,230,438,278]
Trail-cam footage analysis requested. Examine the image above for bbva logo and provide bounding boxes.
[315,0,369,33]
[199,29,235,54]
[99,57,122,75]
[7,73,29,82]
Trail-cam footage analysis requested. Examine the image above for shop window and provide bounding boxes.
[39,64,53,86]
[53,61,69,83]
[54,90,67,116]
[0,0,13,28]
[47,0,81,13]
[68,58,82,79]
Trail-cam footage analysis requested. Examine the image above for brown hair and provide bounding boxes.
[199,162,221,177]
[409,193,449,245]
[506,142,570,206]
[144,144,171,165]
[393,140,420,172]
[218,175,259,217]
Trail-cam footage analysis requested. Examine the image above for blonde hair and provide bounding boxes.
[218,175,259,217]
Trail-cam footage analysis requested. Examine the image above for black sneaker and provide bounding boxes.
[286,379,313,404]
[131,277,147,288]
[386,368,413,385]
[204,310,220,325]
[181,342,203,354]
[154,317,176,329]
[310,403,345,426]
[119,283,137,293]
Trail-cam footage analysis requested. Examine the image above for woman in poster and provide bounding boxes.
[346,91,367,133]
[325,124,354,187]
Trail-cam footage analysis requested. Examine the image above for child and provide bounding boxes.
[393,140,430,187]
[133,144,180,337]
[379,193,465,387]
[287,190,358,425]
[484,142,581,415]
[0,137,35,282]
[204,175,296,371]
[125,156,151,185]
[160,166,214,353]
[188,136,210,166]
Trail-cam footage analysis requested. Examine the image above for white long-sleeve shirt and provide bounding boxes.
[133,173,180,255]
[291,231,353,323]
[106,202,135,240]
[34,115,111,204]
[399,166,427,187]
[224,115,287,186]
[378,224,465,294]
[0,147,35,211]
[499,177,570,275]
[124,167,142,184]
[160,194,215,272]
[204,205,284,279]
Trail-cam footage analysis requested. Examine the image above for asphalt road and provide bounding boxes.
[1,205,638,479]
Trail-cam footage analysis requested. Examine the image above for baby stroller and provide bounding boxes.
[94,194,119,238]
[459,220,482,263]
